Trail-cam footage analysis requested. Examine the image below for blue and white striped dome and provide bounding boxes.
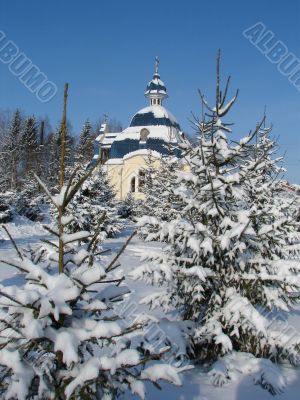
[145,73,167,97]
[130,105,180,130]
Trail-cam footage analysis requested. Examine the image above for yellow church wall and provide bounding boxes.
[106,154,161,201]
[106,153,190,201]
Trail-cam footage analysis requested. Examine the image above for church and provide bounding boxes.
[94,58,186,200]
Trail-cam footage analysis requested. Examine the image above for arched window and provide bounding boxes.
[140,128,150,142]
[101,148,109,163]
[138,170,145,192]
[130,176,136,193]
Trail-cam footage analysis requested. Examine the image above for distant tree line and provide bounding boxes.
[0,109,122,191]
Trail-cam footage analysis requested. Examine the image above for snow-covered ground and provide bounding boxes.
[1,218,300,399]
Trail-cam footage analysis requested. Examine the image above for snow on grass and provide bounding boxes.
[1,219,300,399]
[0,214,47,241]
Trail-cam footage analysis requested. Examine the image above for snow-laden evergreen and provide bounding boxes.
[118,192,136,219]
[208,351,287,395]
[67,165,123,240]
[137,155,182,225]
[14,178,46,222]
[76,120,95,165]
[0,110,22,190]
[132,52,300,385]
[0,165,183,400]
[0,191,13,223]
[21,116,39,179]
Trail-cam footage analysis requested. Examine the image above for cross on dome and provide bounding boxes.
[155,56,159,76]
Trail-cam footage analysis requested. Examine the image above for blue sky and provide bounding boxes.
[0,0,299,183]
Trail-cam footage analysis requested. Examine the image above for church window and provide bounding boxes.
[140,128,150,142]
[138,170,145,192]
[131,176,136,193]
[101,148,109,163]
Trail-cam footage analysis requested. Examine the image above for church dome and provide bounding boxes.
[145,76,167,97]
[144,56,168,106]
[129,105,180,130]
[107,57,185,160]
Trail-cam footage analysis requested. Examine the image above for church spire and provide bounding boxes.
[145,56,168,106]
[154,56,159,77]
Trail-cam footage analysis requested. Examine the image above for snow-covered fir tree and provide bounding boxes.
[21,116,39,178]
[76,120,94,164]
[138,154,182,223]
[37,118,54,184]
[0,187,182,399]
[0,99,183,398]
[0,110,23,190]
[14,178,46,222]
[67,165,123,240]
[0,191,13,223]
[118,192,136,219]
[132,51,300,375]
[46,131,60,188]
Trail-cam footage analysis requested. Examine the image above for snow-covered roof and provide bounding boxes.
[145,76,167,97]
[130,105,178,125]
[114,125,181,143]
[106,149,162,165]
[99,123,108,133]
[129,105,180,132]
[105,158,124,165]
[95,132,121,144]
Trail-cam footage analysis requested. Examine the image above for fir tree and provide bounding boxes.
[46,131,60,188]
[33,118,53,184]
[0,192,13,223]
[0,110,22,190]
[0,85,183,400]
[14,178,45,221]
[118,192,136,219]
[67,165,123,240]
[132,51,300,381]
[21,115,39,178]
[76,120,94,164]
[140,154,182,223]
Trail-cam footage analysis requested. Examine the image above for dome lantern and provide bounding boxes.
[145,56,168,106]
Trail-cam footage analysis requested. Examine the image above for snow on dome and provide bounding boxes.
[144,58,168,104]
[130,105,180,130]
[135,105,177,123]
[145,76,167,96]
[100,58,184,161]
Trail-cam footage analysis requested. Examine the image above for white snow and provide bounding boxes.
[61,215,74,225]
[123,149,161,161]
[2,219,300,399]
[0,349,34,400]
[114,125,181,143]
[141,364,182,386]
[61,231,90,243]
[131,105,178,124]
[105,149,162,166]
[105,158,124,165]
